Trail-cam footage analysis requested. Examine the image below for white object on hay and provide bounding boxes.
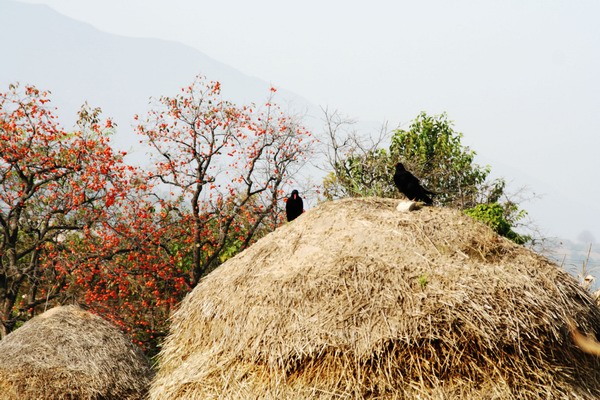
[396,200,420,212]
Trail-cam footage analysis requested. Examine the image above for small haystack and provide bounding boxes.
[0,305,153,400]
[150,198,600,399]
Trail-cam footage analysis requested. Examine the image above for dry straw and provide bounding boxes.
[0,305,153,400]
[150,198,600,399]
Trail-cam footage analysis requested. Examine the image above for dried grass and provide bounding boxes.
[0,305,153,400]
[149,197,600,399]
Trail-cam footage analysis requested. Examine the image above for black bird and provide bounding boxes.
[393,162,434,205]
[286,189,304,222]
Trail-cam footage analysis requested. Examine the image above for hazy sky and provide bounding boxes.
[9,0,600,243]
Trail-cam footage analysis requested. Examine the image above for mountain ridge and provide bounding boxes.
[0,0,319,154]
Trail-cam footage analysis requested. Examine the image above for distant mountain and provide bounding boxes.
[0,0,318,157]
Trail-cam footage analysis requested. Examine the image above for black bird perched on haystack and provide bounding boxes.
[285,189,304,222]
[393,162,435,205]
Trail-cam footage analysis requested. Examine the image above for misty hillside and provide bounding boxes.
[0,0,317,154]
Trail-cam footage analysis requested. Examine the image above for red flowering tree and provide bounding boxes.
[59,194,191,353]
[136,76,312,286]
[0,83,138,337]
[0,83,193,353]
[0,78,312,354]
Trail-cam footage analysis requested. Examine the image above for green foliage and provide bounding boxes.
[322,111,531,245]
[219,239,244,263]
[465,203,530,245]
[323,112,502,207]
[324,148,397,199]
[417,274,428,289]
[389,112,494,208]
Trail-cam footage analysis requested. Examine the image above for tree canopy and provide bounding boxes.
[321,111,529,244]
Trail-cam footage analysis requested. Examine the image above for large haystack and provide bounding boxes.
[150,198,600,399]
[0,305,153,400]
